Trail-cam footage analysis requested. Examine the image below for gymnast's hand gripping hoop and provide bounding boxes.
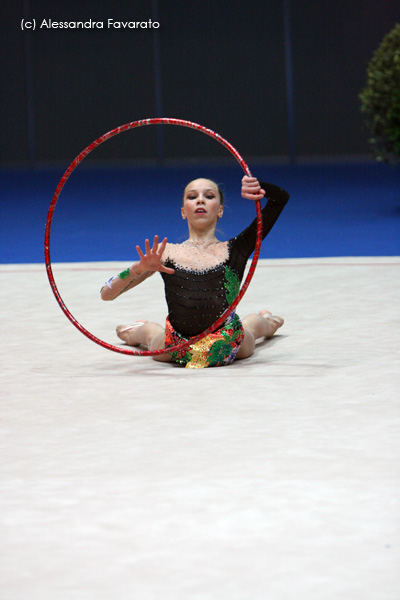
[44,118,263,356]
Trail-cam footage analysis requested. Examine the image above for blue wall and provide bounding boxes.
[1,162,399,263]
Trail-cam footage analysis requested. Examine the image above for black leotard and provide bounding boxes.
[161,181,289,338]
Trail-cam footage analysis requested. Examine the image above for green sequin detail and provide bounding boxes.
[224,266,240,304]
[118,268,130,279]
[206,339,235,365]
[171,350,192,365]
[166,313,245,368]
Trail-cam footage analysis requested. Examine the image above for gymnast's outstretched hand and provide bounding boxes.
[241,176,265,201]
[135,235,175,275]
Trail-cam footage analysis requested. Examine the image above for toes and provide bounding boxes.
[116,321,148,335]
[116,321,148,346]
[116,326,131,341]
[259,310,272,317]
[259,311,284,328]
[266,316,284,328]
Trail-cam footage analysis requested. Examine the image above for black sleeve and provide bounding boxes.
[231,180,289,259]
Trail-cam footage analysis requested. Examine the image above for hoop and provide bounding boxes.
[44,118,263,356]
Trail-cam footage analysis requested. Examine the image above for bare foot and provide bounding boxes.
[116,320,148,346]
[259,310,284,336]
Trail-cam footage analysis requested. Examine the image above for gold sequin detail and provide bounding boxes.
[185,336,216,369]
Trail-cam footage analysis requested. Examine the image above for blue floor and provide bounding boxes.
[1,161,399,263]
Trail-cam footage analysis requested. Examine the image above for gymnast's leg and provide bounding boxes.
[116,322,172,362]
[236,310,284,360]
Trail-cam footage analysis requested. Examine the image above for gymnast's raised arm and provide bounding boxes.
[100,235,175,301]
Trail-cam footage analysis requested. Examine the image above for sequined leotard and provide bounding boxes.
[160,181,289,367]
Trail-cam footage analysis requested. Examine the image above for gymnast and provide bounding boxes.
[100,176,289,368]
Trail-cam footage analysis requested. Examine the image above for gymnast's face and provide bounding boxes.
[181,179,224,225]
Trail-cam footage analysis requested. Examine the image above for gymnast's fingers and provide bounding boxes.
[151,235,159,253]
[249,191,265,201]
[241,176,265,200]
[158,236,168,255]
[246,180,263,192]
[242,175,259,187]
[161,264,175,275]
[144,238,151,255]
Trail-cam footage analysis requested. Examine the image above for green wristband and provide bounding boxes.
[118,268,131,279]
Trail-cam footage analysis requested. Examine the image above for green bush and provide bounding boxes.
[359,23,400,163]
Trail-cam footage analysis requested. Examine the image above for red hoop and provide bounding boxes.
[44,118,263,356]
